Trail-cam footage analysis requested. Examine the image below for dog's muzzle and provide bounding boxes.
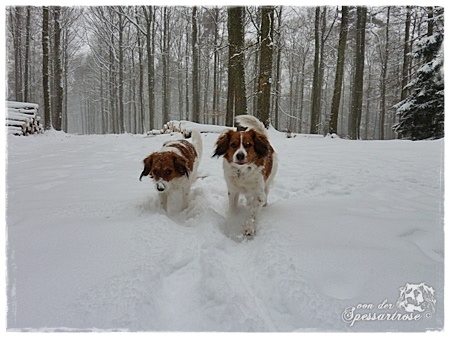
[156,182,166,192]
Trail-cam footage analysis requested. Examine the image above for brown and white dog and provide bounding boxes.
[140,130,202,212]
[213,115,277,236]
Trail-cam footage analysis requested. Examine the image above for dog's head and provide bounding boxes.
[396,283,436,313]
[139,152,189,192]
[213,129,270,165]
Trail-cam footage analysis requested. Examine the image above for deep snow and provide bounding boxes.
[5,127,444,332]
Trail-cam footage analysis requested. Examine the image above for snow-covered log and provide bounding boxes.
[158,120,232,136]
[6,101,44,136]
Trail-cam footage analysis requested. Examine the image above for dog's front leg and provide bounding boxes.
[181,186,189,211]
[228,190,239,214]
[263,184,269,207]
[159,193,168,212]
[243,191,266,236]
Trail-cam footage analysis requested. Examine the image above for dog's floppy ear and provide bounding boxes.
[212,130,232,158]
[396,286,407,308]
[252,130,270,158]
[420,284,436,312]
[173,155,190,178]
[140,153,154,181]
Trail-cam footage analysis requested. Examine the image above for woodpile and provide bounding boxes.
[6,101,44,136]
[146,121,183,136]
[161,121,183,134]
[146,120,232,137]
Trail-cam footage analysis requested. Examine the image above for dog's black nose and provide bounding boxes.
[236,152,245,161]
[157,182,165,192]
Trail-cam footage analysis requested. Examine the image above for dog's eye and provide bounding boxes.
[165,169,172,176]
[244,142,253,148]
[153,170,159,176]
[231,143,238,149]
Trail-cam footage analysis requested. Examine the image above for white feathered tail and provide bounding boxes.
[190,129,203,160]
[235,115,267,135]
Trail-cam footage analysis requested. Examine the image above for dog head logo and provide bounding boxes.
[396,283,436,313]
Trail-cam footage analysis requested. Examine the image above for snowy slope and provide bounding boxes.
[5,128,444,332]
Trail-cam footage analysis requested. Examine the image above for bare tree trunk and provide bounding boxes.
[143,6,155,131]
[379,6,390,140]
[136,11,145,134]
[110,36,119,134]
[290,71,298,132]
[12,8,23,102]
[185,25,190,121]
[252,53,259,118]
[100,67,106,133]
[250,10,261,118]
[62,22,69,132]
[118,10,125,133]
[348,6,367,140]
[212,7,219,125]
[129,50,136,133]
[162,7,171,124]
[42,6,51,130]
[24,7,31,102]
[178,67,184,121]
[274,7,283,131]
[226,6,247,127]
[310,7,321,134]
[53,6,63,131]
[364,62,372,139]
[317,6,327,133]
[401,6,411,102]
[177,36,184,121]
[299,55,306,133]
[257,6,275,128]
[226,36,235,128]
[328,6,349,135]
[203,57,210,124]
[192,6,200,123]
[340,73,346,134]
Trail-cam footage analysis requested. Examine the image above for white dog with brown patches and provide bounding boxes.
[213,115,277,237]
[140,130,202,212]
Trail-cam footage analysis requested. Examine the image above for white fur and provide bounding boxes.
[223,156,277,236]
[223,116,277,236]
[157,129,202,212]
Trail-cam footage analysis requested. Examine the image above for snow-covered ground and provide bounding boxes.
[5,127,444,332]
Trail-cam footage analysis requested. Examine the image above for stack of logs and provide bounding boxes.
[147,121,183,136]
[6,101,44,136]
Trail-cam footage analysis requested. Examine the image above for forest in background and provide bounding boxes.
[5,6,444,140]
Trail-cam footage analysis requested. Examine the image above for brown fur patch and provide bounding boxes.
[165,140,197,171]
[141,141,197,182]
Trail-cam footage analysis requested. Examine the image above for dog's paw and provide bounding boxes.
[242,219,256,237]
[242,228,255,237]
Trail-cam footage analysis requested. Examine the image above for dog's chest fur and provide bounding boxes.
[223,160,264,193]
